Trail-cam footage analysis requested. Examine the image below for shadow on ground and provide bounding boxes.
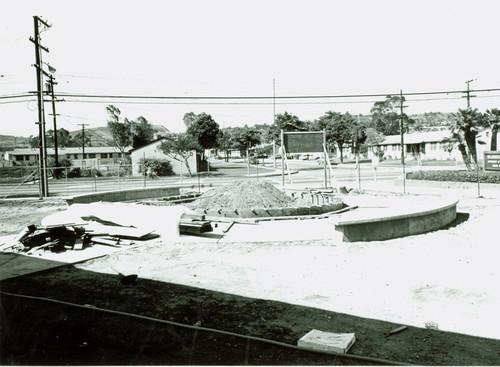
[1,262,499,365]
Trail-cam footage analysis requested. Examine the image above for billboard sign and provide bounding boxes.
[282,131,324,153]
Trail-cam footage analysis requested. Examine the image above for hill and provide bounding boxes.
[68,124,170,146]
[0,135,31,151]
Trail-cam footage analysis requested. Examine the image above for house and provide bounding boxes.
[3,146,127,168]
[129,137,198,177]
[369,129,493,161]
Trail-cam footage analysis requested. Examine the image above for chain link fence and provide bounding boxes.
[0,163,191,199]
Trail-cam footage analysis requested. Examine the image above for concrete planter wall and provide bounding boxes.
[194,202,344,218]
[66,187,180,205]
[334,199,458,242]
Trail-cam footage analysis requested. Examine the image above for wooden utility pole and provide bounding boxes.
[465,79,476,108]
[30,16,51,197]
[47,75,59,167]
[399,90,407,194]
[77,123,90,157]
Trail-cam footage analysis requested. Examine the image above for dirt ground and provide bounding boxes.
[2,194,500,365]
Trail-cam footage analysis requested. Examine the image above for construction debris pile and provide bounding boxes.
[0,222,154,255]
[0,201,213,255]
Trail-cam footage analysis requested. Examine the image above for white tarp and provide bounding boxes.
[41,202,191,238]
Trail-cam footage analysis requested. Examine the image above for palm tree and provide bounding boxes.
[485,108,500,151]
[447,108,486,170]
[442,125,471,170]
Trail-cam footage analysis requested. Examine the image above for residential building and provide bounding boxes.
[368,130,492,161]
[3,146,127,168]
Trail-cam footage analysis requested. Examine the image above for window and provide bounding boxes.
[430,142,438,150]
[25,155,30,160]
[89,153,96,158]
[101,153,108,158]
[74,154,78,159]
[15,155,23,161]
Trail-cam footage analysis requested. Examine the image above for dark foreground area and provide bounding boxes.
[2,265,500,365]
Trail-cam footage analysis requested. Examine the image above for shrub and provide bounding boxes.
[139,158,173,177]
[407,170,500,184]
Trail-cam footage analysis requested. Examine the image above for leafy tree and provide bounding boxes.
[131,116,155,149]
[268,112,307,142]
[370,95,414,135]
[485,108,500,151]
[184,112,221,158]
[315,111,353,163]
[349,118,368,156]
[157,133,201,177]
[106,105,133,158]
[230,125,262,157]
[46,128,72,148]
[28,135,39,148]
[217,128,234,162]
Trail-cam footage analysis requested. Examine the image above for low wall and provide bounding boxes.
[66,186,180,205]
[334,199,458,242]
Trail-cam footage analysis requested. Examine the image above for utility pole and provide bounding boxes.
[465,79,476,108]
[30,16,51,197]
[273,78,277,168]
[77,123,90,157]
[46,75,59,168]
[399,90,407,194]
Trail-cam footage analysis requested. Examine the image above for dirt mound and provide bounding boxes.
[188,181,309,209]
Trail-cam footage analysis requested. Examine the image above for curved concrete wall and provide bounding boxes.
[66,186,180,205]
[334,199,458,242]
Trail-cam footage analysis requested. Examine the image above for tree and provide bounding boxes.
[485,108,500,151]
[444,108,486,171]
[370,95,414,135]
[106,105,133,159]
[217,128,234,162]
[230,126,262,157]
[315,111,352,163]
[131,116,155,149]
[268,112,307,142]
[157,134,201,177]
[184,112,221,158]
[46,128,72,148]
[349,118,367,156]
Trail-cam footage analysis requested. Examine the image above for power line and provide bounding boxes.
[52,87,500,100]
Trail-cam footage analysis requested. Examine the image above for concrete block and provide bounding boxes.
[298,329,355,354]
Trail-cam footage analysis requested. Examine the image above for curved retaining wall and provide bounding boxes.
[334,199,458,242]
[66,186,180,205]
[194,202,344,219]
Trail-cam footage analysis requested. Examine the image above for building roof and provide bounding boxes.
[6,146,126,155]
[376,130,450,146]
[128,137,169,153]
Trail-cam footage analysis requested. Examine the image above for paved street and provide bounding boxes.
[0,159,405,198]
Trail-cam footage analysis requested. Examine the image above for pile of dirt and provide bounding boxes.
[188,181,312,209]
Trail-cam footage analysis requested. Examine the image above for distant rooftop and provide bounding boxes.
[6,146,126,155]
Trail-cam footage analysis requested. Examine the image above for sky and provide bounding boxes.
[2,0,500,138]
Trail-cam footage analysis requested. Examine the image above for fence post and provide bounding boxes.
[93,164,97,192]
[65,166,69,196]
[143,153,146,188]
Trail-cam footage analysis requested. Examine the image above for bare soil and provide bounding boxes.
[187,180,314,209]
[1,195,500,365]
